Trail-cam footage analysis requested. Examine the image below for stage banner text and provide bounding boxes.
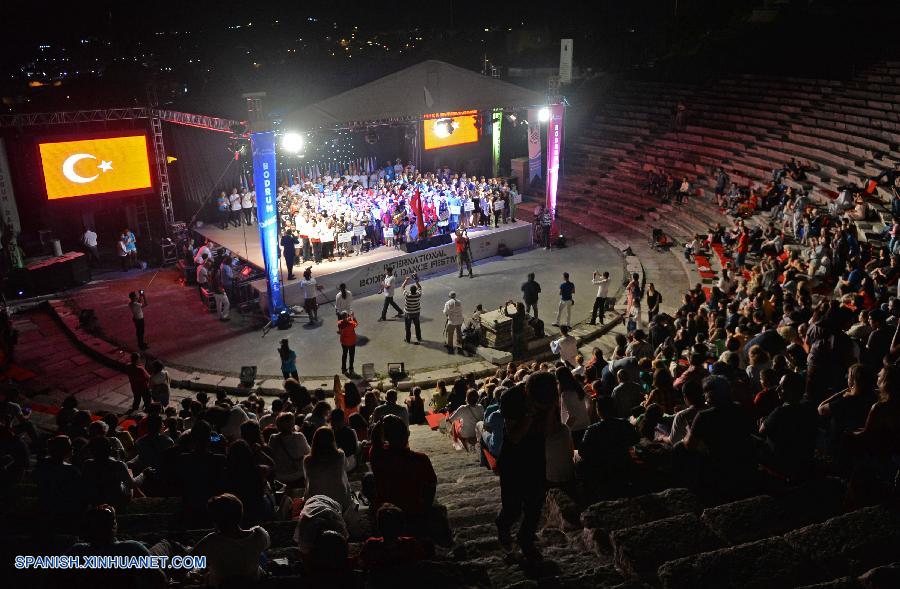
[251,131,284,321]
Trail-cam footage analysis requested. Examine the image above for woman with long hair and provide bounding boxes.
[644,367,679,414]
[303,427,352,510]
[224,440,274,525]
[278,339,298,380]
[556,365,590,449]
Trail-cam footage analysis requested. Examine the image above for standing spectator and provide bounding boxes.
[278,339,298,380]
[443,291,464,354]
[219,256,235,302]
[589,271,610,325]
[625,273,642,329]
[401,274,423,344]
[229,189,243,227]
[128,290,149,350]
[281,229,299,280]
[557,365,590,449]
[124,228,137,268]
[337,312,358,376]
[241,189,255,225]
[735,228,749,269]
[299,267,322,325]
[539,206,553,250]
[496,374,555,561]
[378,267,404,321]
[34,435,83,521]
[126,353,151,413]
[191,493,271,588]
[521,273,541,319]
[147,360,171,407]
[117,233,129,271]
[216,191,229,229]
[554,272,575,328]
[645,283,662,323]
[211,266,230,322]
[455,229,474,278]
[196,256,211,291]
[334,283,353,318]
[81,227,99,266]
[329,409,359,470]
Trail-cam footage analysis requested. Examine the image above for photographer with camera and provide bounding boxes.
[401,273,423,344]
[337,311,359,376]
[128,290,149,350]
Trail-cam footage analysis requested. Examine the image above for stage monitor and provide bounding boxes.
[38,134,153,200]
[423,110,479,150]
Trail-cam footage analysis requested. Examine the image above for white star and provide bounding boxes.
[98,160,113,172]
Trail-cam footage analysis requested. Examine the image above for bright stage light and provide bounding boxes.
[538,107,550,122]
[281,133,304,153]
[432,118,458,139]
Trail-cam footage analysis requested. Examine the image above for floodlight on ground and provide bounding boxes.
[281,132,305,153]
[538,107,550,122]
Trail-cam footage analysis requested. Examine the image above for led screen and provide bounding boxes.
[423,110,479,150]
[38,135,153,200]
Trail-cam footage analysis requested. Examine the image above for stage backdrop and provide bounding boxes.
[253,223,533,314]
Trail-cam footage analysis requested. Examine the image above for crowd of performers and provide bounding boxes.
[275,164,521,264]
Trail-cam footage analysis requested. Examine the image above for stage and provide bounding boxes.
[194,221,533,313]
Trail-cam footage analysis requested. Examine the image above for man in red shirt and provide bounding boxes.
[455,229,473,278]
[365,415,437,535]
[337,311,358,376]
[126,353,151,413]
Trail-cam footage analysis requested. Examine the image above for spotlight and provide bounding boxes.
[507,113,517,124]
[281,132,304,153]
[538,107,550,122]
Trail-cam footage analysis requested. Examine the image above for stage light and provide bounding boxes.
[433,118,458,139]
[538,107,550,122]
[281,133,304,153]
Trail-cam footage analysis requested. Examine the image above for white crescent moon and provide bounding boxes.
[62,153,99,184]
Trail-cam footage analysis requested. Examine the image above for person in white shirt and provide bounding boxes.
[717,268,736,295]
[191,493,270,588]
[299,267,323,325]
[448,390,485,451]
[334,283,353,317]
[590,271,610,325]
[241,190,254,225]
[443,291,465,354]
[378,267,404,321]
[268,413,310,484]
[82,228,99,265]
[550,325,579,367]
[194,240,213,265]
[229,189,243,227]
[196,256,211,290]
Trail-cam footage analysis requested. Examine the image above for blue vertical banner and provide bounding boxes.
[251,131,284,321]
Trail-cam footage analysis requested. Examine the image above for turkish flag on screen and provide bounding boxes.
[39,135,153,200]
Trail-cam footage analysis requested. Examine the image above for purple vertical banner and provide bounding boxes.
[250,131,284,322]
[545,104,565,237]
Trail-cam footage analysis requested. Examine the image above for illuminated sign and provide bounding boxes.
[423,110,479,150]
[38,135,153,200]
[545,104,564,237]
[251,131,285,321]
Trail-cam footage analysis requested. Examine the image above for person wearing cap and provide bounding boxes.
[444,291,465,354]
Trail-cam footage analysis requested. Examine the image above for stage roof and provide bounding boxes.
[285,60,547,130]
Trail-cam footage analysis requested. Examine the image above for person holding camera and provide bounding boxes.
[128,290,149,350]
[337,311,358,376]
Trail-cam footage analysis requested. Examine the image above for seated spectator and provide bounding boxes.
[268,412,310,486]
[448,390,485,451]
[34,434,84,522]
[759,373,818,479]
[359,503,430,571]
[557,365,591,449]
[753,368,781,420]
[304,426,352,510]
[663,381,705,446]
[79,437,136,509]
[191,493,270,588]
[365,415,437,532]
[329,409,359,471]
[293,494,348,559]
[371,389,410,426]
[223,439,274,525]
[577,395,639,498]
[129,414,174,474]
[611,369,645,418]
[430,381,449,413]
[177,420,226,526]
[405,387,427,425]
[220,403,250,441]
[64,505,166,589]
[846,364,900,460]
[819,363,876,461]
[303,401,332,439]
[301,529,362,589]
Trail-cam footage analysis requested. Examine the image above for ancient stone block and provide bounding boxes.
[610,513,723,579]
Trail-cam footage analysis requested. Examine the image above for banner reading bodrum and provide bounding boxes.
[545,104,565,237]
[250,131,284,322]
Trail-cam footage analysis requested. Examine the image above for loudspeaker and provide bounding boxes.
[400,233,452,253]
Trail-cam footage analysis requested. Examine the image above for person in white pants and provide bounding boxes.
[554,272,575,327]
[213,283,230,321]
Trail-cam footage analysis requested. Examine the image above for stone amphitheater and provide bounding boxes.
[7,63,900,588]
